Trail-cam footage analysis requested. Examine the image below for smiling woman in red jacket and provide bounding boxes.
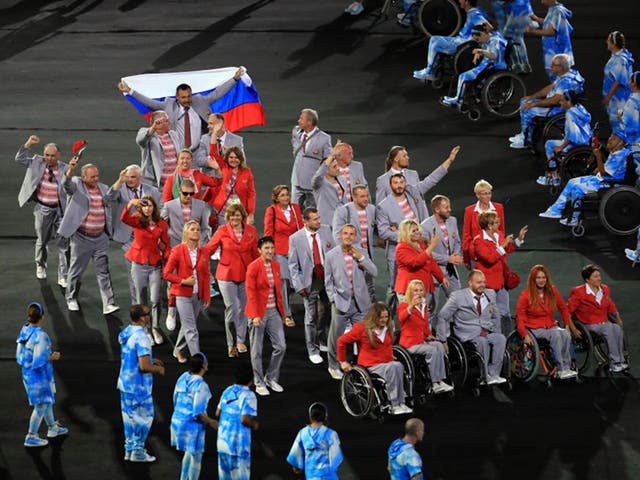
[337,303,412,415]
[515,265,578,380]
[264,185,304,323]
[121,196,170,345]
[163,220,211,363]
[162,149,220,203]
[204,203,258,358]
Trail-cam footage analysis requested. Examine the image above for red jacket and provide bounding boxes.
[394,241,444,294]
[462,202,505,264]
[472,232,515,291]
[162,170,221,203]
[202,152,256,215]
[398,302,432,349]
[204,223,258,282]
[567,284,618,325]
[337,322,394,367]
[515,286,571,338]
[121,208,170,266]
[263,203,304,256]
[163,243,211,301]
[244,257,285,320]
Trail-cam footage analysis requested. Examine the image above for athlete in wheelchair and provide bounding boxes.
[568,264,630,373]
[507,265,579,384]
[397,279,454,397]
[436,270,510,395]
[338,303,413,418]
[509,54,584,149]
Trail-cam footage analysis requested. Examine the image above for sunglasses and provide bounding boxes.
[180,191,195,196]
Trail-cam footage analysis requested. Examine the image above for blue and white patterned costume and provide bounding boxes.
[117,324,154,455]
[171,372,212,480]
[502,0,534,73]
[520,69,585,142]
[544,103,592,159]
[388,439,423,480]
[17,324,55,406]
[541,3,573,80]
[286,425,344,480]
[603,49,634,131]
[544,146,632,218]
[492,0,508,33]
[424,7,489,75]
[622,92,640,146]
[217,384,257,480]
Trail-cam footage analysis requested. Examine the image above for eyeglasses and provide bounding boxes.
[180,191,195,196]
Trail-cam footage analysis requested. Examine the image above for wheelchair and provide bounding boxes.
[340,345,415,421]
[506,327,583,388]
[428,40,479,90]
[572,320,631,375]
[543,141,601,197]
[446,334,512,397]
[529,111,565,156]
[384,0,463,37]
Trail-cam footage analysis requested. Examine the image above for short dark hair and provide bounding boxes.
[389,173,405,185]
[189,352,207,373]
[309,402,328,422]
[176,83,191,94]
[581,264,600,281]
[258,236,275,249]
[235,362,254,385]
[303,207,319,220]
[211,112,225,123]
[130,304,149,321]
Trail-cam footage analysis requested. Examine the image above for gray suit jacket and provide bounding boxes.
[160,198,210,247]
[291,126,332,190]
[312,164,348,226]
[332,203,376,259]
[136,127,182,188]
[58,177,117,239]
[107,183,162,245]
[341,161,368,191]
[324,245,377,313]
[15,146,69,209]
[375,168,420,203]
[421,215,462,276]
[375,187,429,246]
[436,288,500,342]
[288,225,335,292]
[129,77,237,126]
[194,130,245,175]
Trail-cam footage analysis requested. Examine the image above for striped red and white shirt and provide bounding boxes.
[395,194,416,220]
[338,166,352,201]
[264,261,276,309]
[357,209,369,251]
[181,203,192,223]
[233,227,243,242]
[343,252,354,291]
[36,165,59,207]
[438,221,450,253]
[79,186,106,235]
[159,133,177,186]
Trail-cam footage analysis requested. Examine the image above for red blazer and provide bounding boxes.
[202,153,256,215]
[337,322,394,368]
[515,286,571,338]
[245,258,285,320]
[162,170,221,203]
[163,243,211,301]
[568,284,618,325]
[394,241,444,294]
[472,232,515,291]
[398,302,432,349]
[263,203,304,256]
[462,202,505,264]
[204,223,258,282]
[121,208,170,266]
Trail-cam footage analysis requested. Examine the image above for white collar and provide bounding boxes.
[482,230,498,242]
[474,201,496,213]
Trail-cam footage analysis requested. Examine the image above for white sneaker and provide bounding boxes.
[559,217,579,227]
[67,299,80,311]
[557,369,578,380]
[130,450,156,463]
[255,385,270,396]
[413,68,435,81]
[625,249,639,262]
[487,375,507,385]
[151,327,164,345]
[319,344,328,352]
[432,381,454,394]
[36,266,47,279]
[166,308,177,331]
[539,210,562,219]
[124,451,131,461]
[103,304,120,315]
[396,13,411,27]
[309,354,323,364]
[344,1,364,15]
[536,176,560,186]
[509,133,524,143]
[610,363,626,373]
[509,138,527,149]
[57,277,68,289]
[328,368,344,380]
[265,378,284,393]
[391,403,413,415]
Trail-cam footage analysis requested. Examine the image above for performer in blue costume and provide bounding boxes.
[603,31,634,131]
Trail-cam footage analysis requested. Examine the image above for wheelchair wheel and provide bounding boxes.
[541,113,566,142]
[340,366,375,418]
[506,330,539,383]
[599,186,640,236]
[446,336,468,389]
[393,345,416,405]
[481,72,527,118]
[571,221,585,238]
[572,322,592,374]
[558,146,595,185]
[592,334,609,366]
[417,0,464,38]
[453,41,478,76]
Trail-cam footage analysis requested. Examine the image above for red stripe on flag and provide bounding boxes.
[223,102,265,133]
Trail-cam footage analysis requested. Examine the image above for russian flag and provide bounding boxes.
[120,67,265,132]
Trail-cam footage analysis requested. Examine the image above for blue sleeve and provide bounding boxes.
[405,450,424,479]
[241,391,258,417]
[31,330,51,370]
[328,430,344,470]
[135,334,152,358]
[611,57,630,87]
[286,430,305,470]
[192,381,212,417]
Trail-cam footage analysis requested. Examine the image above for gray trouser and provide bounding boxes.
[584,322,625,364]
[489,288,511,334]
[218,280,248,347]
[408,342,447,383]
[175,293,201,356]
[131,262,162,329]
[275,255,292,317]
[365,271,376,303]
[249,307,286,387]
[531,327,572,370]
[66,231,114,308]
[292,187,316,210]
[33,204,69,280]
[471,333,506,379]
[328,300,365,370]
[386,244,397,289]
[368,361,405,407]
[302,279,329,356]
[120,236,136,303]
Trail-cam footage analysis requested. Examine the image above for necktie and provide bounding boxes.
[217,138,224,156]
[184,106,191,148]
[302,133,308,154]
[131,187,139,199]
[47,167,55,182]
[311,233,323,280]
[475,295,482,315]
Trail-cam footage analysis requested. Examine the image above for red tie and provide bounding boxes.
[302,133,308,154]
[311,233,324,280]
[184,106,191,148]
[475,295,482,315]
[217,138,224,156]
